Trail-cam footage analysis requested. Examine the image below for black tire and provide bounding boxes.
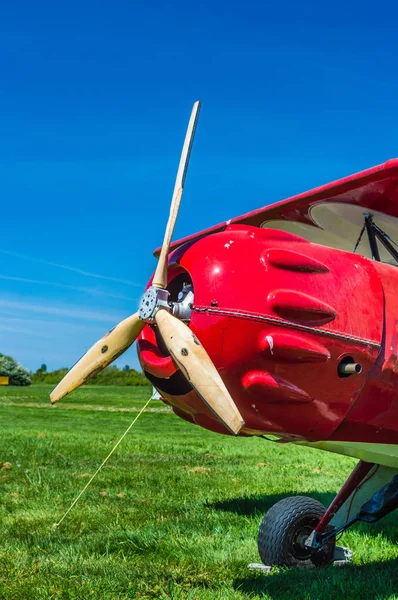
[257,495,335,569]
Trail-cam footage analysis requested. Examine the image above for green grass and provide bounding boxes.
[0,384,398,599]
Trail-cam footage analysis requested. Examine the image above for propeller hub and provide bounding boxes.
[138,286,170,321]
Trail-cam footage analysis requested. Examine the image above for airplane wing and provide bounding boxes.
[155,159,398,265]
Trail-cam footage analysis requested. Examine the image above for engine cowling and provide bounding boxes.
[137,224,385,441]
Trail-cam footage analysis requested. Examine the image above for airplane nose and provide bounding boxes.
[137,222,384,439]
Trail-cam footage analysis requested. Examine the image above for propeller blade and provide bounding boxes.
[154,309,244,435]
[152,101,201,288]
[50,313,144,403]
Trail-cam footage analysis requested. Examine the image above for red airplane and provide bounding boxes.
[51,103,398,568]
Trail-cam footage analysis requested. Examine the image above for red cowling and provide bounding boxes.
[137,225,398,444]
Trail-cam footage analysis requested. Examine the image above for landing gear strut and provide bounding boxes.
[257,460,398,569]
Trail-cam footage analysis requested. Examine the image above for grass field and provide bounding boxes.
[1,384,398,599]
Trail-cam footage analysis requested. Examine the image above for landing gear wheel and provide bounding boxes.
[258,496,335,569]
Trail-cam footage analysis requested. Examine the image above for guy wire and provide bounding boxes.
[54,396,152,528]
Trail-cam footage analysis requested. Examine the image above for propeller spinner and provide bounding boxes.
[50,102,245,436]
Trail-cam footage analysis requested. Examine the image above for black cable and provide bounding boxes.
[373,222,398,250]
[353,223,366,253]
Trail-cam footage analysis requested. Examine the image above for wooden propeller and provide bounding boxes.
[50,101,244,435]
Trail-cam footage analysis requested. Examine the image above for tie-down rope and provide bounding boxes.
[54,396,152,528]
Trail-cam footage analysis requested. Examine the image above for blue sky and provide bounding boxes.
[1,0,398,372]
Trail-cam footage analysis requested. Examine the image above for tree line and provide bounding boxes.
[32,363,148,386]
[0,355,148,386]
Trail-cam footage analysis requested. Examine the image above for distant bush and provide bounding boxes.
[0,354,31,386]
[86,365,148,386]
[32,367,69,384]
[31,364,148,386]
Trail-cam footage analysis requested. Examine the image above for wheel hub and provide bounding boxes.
[291,524,314,560]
